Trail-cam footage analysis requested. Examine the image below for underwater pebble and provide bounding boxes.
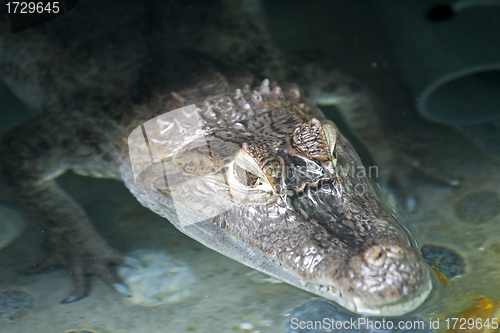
[0,206,25,250]
[421,244,465,279]
[455,191,500,224]
[118,250,196,306]
[0,290,34,319]
[284,300,434,333]
[240,322,254,330]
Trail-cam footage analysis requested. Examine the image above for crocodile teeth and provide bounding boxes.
[316,284,336,293]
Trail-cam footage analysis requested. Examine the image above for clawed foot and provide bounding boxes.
[21,239,130,303]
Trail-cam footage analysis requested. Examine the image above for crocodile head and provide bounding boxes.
[129,78,432,316]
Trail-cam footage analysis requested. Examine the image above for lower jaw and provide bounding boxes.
[308,277,432,317]
[351,279,433,316]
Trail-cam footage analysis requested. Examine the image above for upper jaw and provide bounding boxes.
[302,267,432,316]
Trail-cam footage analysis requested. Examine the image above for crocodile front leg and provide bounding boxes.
[0,112,125,303]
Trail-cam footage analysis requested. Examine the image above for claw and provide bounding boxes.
[61,292,87,304]
[123,255,142,268]
[62,261,89,303]
[113,283,131,296]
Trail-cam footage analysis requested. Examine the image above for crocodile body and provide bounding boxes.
[0,0,431,316]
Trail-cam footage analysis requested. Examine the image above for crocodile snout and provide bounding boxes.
[344,243,432,316]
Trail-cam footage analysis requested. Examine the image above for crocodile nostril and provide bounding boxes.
[386,245,405,260]
[363,245,387,268]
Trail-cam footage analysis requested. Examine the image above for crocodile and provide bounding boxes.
[0,0,431,316]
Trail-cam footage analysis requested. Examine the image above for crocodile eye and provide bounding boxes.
[226,149,275,204]
[234,164,261,187]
